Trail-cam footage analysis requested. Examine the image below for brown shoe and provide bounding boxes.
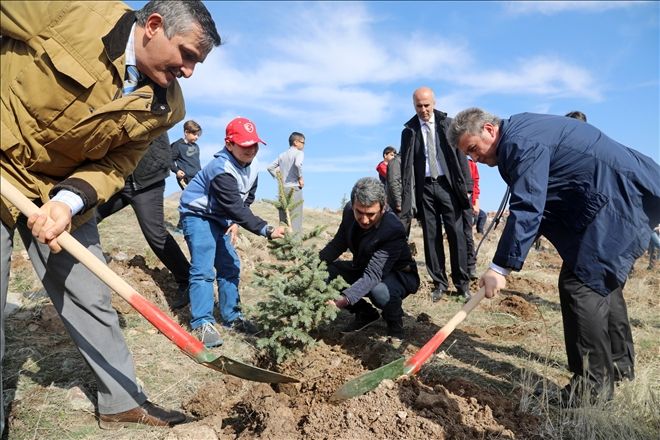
[98,400,186,430]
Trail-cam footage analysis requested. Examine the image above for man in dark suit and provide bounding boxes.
[399,87,472,302]
[320,177,420,341]
[448,107,660,405]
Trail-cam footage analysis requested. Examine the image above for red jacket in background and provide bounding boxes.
[468,159,480,206]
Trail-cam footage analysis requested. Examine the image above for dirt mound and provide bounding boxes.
[494,294,538,320]
[179,341,528,440]
[106,254,183,315]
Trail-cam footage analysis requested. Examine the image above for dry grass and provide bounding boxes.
[3,199,659,439]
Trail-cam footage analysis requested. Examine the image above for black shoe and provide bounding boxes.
[459,290,471,302]
[386,319,404,339]
[224,317,260,335]
[171,284,190,309]
[557,378,610,407]
[341,312,379,334]
[431,286,446,302]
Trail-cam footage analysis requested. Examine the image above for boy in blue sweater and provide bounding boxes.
[179,117,286,347]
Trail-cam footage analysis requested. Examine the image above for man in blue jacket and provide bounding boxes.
[321,177,420,341]
[448,108,660,405]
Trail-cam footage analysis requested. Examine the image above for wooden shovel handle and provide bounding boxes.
[0,176,208,361]
[404,286,486,375]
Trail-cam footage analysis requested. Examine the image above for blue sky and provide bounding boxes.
[129,1,659,212]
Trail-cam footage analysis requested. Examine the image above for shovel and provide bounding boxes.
[0,176,298,384]
[331,286,486,401]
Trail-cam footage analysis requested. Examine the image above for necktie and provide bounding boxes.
[425,123,441,178]
[123,64,140,95]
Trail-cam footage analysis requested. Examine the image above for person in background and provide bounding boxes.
[376,146,396,185]
[267,132,306,235]
[96,133,191,310]
[565,111,587,122]
[475,209,487,234]
[462,158,481,280]
[321,177,420,342]
[648,224,660,270]
[449,107,660,406]
[179,117,286,348]
[0,0,220,431]
[399,87,472,303]
[170,120,203,190]
[386,150,412,235]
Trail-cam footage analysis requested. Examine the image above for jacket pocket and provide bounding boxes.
[573,191,608,231]
[558,185,608,232]
[10,38,96,133]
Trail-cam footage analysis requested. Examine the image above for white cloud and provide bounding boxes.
[305,151,382,173]
[180,2,605,129]
[449,56,603,101]
[502,1,646,15]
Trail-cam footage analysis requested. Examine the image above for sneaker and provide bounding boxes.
[341,312,380,334]
[224,318,259,335]
[193,322,223,348]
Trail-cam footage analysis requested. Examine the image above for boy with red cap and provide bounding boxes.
[179,117,287,347]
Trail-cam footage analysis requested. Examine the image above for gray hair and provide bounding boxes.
[351,177,386,208]
[447,108,501,149]
[136,0,221,55]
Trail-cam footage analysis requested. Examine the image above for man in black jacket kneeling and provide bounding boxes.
[320,177,420,341]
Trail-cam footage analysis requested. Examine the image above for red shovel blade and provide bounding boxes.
[331,287,486,401]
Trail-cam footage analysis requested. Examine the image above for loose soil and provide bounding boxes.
[4,202,658,439]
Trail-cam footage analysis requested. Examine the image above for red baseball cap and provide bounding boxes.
[225,117,266,147]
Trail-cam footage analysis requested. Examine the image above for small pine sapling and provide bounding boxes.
[253,173,347,364]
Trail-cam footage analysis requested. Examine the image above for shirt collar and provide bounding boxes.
[418,114,435,128]
[124,22,137,67]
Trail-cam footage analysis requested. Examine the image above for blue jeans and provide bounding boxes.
[181,215,242,329]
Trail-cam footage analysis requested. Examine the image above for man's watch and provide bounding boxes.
[265,225,274,239]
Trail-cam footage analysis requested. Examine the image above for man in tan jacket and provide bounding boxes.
[0,1,220,432]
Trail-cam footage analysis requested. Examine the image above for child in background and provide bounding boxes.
[179,117,287,348]
[376,146,396,185]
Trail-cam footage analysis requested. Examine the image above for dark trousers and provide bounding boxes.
[96,180,190,287]
[558,264,635,397]
[420,177,469,292]
[327,261,418,322]
[475,209,487,234]
[462,208,476,272]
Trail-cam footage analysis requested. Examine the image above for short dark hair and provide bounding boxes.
[382,146,396,157]
[351,177,386,208]
[183,120,202,135]
[289,132,305,146]
[136,1,221,54]
[565,111,587,122]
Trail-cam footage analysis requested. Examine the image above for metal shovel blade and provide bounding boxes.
[203,355,299,383]
[331,287,486,401]
[0,176,299,384]
[330,356,405,402]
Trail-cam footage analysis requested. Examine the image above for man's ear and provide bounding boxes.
[483,122,497,136]
[144,13,164,39]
